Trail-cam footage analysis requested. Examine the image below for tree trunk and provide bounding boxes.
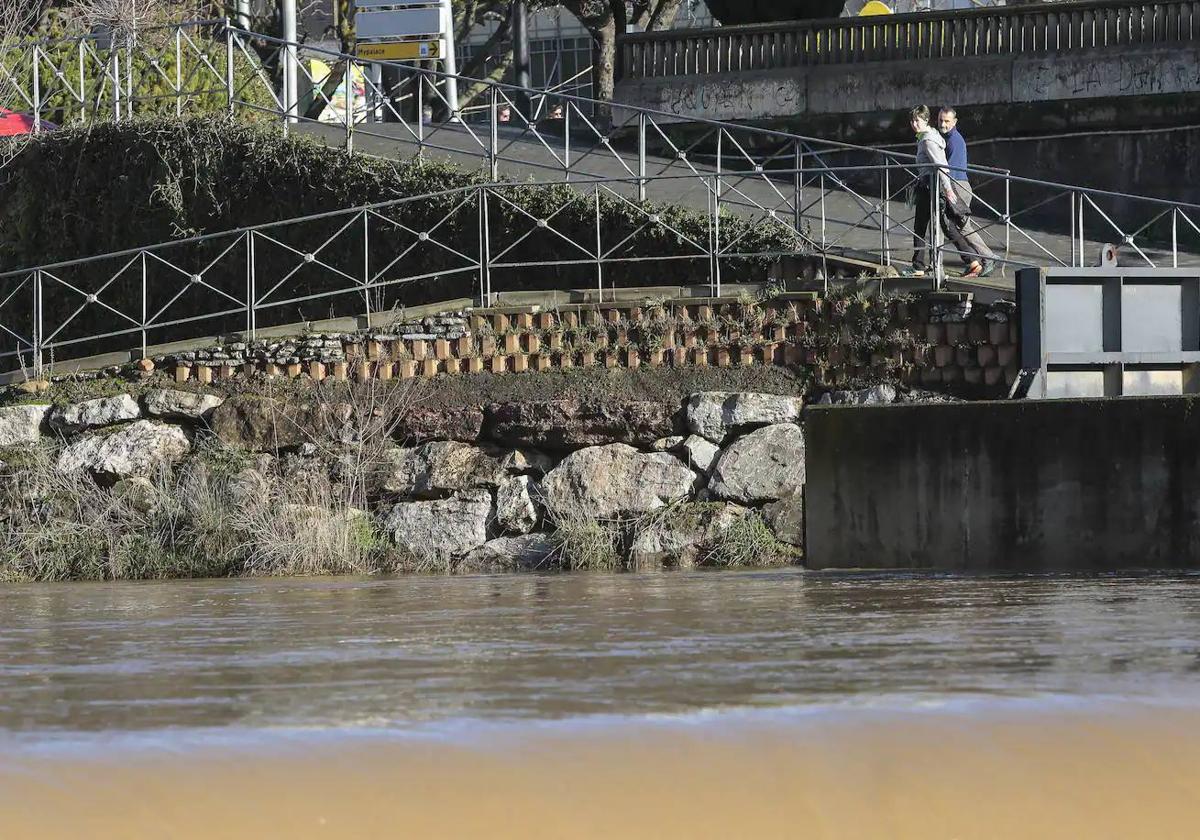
[594,19,616,113]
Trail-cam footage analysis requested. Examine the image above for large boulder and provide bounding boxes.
[56,420,190,478]
[49,394,141,433]
[539,443,698,520]
[143,388,225,421]
[485,400,678,451]
[496,474,539,534]
[708,423,805,504]
[685,392,803,443]
[0,404,49,446]
[763,489,804,548]
[380,441,505,498]
[395,405,484,443]
[209,394,349,451]
[628,503,752,569]
[381,489,492,561]
[459,534,557,573]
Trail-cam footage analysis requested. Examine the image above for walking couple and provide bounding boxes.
[908,104,996,279]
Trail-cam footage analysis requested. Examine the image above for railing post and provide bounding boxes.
[711,173,722,298]
[33,270,43,379]
[416,70,425,159]
[793,140,803,235]
[1070,191,1077,266]
[488,86,499,180]
[1173,208,1179,269]
[932,176,945,289]
[594,186,604,301]
[346,58,356,154]
[225,19,236,118]
[481,186,492,304]
[247,231,257,340]
[1077,191,1085,266]
[1004,172,1011,263]
[563,103,571,180]
[881,162,891,267]
[140,252,147,360]
[637,110,647,203]
[175,28,183,118]
[111,47,120,121]
[78,40,86,124]
[31,45,40,135]
[360,210,371,321]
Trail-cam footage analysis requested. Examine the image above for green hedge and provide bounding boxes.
[0,118,801,360]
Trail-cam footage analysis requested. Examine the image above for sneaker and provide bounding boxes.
[978,259,997,278]
[962,261,983,279]
[904,266,926,278]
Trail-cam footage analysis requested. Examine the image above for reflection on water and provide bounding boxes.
[3,570,1200,838]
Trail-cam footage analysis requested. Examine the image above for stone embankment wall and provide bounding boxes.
[134,292,1018,399]
[0,386,851,573]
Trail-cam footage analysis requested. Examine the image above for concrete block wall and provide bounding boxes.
[143,292,1017,398]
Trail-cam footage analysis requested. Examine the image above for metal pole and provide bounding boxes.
[1004,174,1011,263]
[140,253,147,360]
[932,175,945,290]
[362,210,372,321]
[594,187,603,301]
[225,19,236,117]
[1077,192,1085,265]
[248,231,257,339]
[111,48,120,121]
[637,111,647,203]
[1173,208,1179,269]
[488,86,499,180]
[883,162,892,267]
[33,270,43,379]
[439,0,460,117]
[79,40,86,123]
[416,70,425,158]
[563,104,571,180]
[245,231,253,337]
[1070,191,1077,267]
[31,46,40,135]
[793,141,802,235]
[174,28,182,118]
[713,181,722,298]
[346,58,356,153]
[481,187,492,303]
[512,0,531,119]
[282,0,299,124]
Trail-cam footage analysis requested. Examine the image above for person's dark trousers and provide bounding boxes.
[912,185,977,270]
[912,185,933,271]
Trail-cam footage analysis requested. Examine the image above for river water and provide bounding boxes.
[3,570,1200,837]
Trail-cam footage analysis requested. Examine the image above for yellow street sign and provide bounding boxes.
[356,40,442,61]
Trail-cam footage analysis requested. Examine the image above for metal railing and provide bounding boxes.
[1,16,1199,364]
[618,0,1200,79]
[3,159,1199,377]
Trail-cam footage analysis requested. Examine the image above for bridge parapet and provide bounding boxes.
[618,0,1200,80]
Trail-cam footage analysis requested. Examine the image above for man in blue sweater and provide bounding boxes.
[938,107,996,277]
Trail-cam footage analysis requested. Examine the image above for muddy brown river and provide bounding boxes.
[3,570,1200,837]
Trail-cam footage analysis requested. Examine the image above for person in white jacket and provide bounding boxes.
[908,105,991,278]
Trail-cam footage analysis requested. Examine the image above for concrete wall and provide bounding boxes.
[804,396,1200,571]
[615,45,1200,123]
